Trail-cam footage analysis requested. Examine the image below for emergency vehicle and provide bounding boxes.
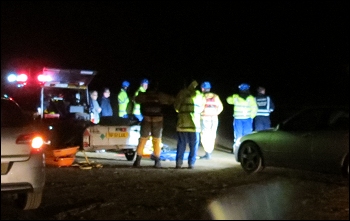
[4,67,140,161]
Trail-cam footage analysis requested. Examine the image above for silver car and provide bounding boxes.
[234,106,349,177]
[1,97,48,210]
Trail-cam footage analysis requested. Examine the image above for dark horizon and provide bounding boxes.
[1,1,349,106]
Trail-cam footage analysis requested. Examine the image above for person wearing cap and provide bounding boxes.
[254,86,275,131]
[226,83,258,152]
[118,81,130,118]
[132,79,149,122]
[199,81,223,160]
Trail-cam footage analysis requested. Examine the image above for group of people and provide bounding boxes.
[89,87,113,124]
[226,83,275,152]
[88,79,150,124]
[89,78,274,170]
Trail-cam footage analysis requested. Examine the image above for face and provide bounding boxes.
[142,83,148,90]
[103,89,110,98]
[90,92,98,100]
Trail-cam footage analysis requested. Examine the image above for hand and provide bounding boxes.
[98,107,102,113]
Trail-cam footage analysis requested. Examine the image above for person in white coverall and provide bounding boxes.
[199,81,223,160]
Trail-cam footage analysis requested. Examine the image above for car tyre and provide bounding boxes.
[16,191,43,210]
[125,150,136,161]
[239,141,264,173]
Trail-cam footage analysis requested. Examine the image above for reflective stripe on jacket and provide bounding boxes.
[174,89,205,132]
[201,92,223,117]
[256,95,274,116]
[226,94,257,119]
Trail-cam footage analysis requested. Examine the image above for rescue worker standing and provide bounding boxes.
[199,82,223,160]
[132,79,149,122]
[254,86,275,131]
[174,80,205,169]
[226,83,257,152]
[118,81,130,118]
[132,83,175,168]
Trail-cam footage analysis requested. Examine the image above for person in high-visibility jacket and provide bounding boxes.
[174,80,206,169]
[118,81,130,118]
[226,83,257,152]
[132,79,148,122]
[254,86,275,131]
[199,82,223,160]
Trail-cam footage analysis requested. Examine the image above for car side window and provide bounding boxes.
[1,100,25,127]
[282,109,324,131]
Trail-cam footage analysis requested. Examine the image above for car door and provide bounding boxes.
[311,108,349,173]
[267,108,324,170]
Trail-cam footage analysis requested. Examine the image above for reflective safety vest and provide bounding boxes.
[174,89,205,132]
[132,86,146,116]
[256,95,274,116]
[201,92,223,117]
[118,89,129,117]
[226,94,258,119]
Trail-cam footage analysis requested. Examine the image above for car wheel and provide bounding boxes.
[16,191,43,210]
[239,141,264,174]
[125,150,136,161]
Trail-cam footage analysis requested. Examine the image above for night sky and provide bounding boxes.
[1,1,349,107]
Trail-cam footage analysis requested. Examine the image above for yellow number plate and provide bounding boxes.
[106,132,129,138]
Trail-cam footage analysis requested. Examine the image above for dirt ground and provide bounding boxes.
[1,136,349,220]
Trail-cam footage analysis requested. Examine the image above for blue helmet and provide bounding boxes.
[141,79,149,84]
[122,81,130,88]
[238,83,250,91]
[201,81,211,89]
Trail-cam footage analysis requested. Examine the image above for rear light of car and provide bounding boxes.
[31,137,44,149]
[16,133,48,153]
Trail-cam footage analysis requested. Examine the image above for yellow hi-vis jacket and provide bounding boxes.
[132,86,146,116]
[118,88,129,117]
[226,94,258,119]
[174,82,205,132]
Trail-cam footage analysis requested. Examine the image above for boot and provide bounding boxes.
[154,157,162,168]
[200,152,211,160]
[133,155,142,167]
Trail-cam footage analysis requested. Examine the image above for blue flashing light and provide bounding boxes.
[7,74,17,82]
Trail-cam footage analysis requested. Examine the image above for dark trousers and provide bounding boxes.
[176,132,200,167]
[254,116,271,131]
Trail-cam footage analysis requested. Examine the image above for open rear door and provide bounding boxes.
[39,67,97,119]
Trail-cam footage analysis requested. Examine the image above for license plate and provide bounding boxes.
[1,163,9,175]
[106,132,129,138]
